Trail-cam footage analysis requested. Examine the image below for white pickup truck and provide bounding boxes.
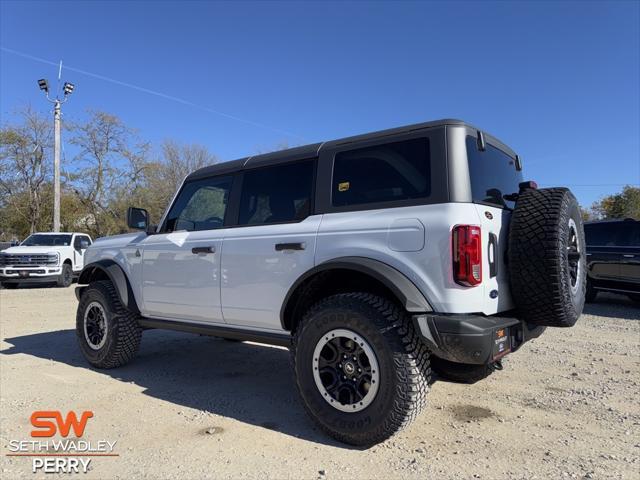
[0,232,93,288]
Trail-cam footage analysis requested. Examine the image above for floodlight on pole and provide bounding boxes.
[37,78,49,92]
[63,82,74,96]
[37,74,75,233]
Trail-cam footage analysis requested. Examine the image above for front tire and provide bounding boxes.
[76,280,142,368]
[57,263,73,288]
[1,282,18,289]
[292,293,431,446]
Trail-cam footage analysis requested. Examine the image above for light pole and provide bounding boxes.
[37,78,74,232]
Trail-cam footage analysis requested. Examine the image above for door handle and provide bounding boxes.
[623,254,635,258]
[275,242,305,251]
[192,246,215,254]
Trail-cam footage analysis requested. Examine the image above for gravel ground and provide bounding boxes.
[1,285,639,479]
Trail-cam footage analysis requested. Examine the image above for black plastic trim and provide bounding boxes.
[280,256,433,330]
[138,318,291,347]
[76,260,140,314]
[413,313,545,365]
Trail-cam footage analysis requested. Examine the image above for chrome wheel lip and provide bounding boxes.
[312,328,380,413]
[567,218,583,295]
[84,301,108,350]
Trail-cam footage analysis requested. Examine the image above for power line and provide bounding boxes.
[1,46,306,140]
[539,184,639,187]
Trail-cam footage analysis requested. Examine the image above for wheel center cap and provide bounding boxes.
[343,362,355,375]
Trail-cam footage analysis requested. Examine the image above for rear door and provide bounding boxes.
[220,160,319,330]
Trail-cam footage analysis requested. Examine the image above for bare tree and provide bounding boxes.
[67,111,150,236]
[0,107,53,234]
[160,140,217,192]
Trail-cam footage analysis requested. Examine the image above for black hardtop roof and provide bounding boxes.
[186,118,483,181]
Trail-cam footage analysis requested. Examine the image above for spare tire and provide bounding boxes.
[508,187,586,327]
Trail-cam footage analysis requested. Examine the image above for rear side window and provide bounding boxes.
[585,222,640,247]
[466,136,522,209]
[332,138,431,207]
[163,175,233,232]
[238,161,314,225]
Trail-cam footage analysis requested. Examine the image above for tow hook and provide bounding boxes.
[491,360,504,371]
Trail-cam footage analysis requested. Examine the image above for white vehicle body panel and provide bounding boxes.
[220,215,322,329]
[315,203,513,316]
[139,230,225,322]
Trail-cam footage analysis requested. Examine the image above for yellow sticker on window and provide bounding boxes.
[338,181,350,192]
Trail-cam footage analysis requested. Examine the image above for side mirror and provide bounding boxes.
[79,240,90,250]
[127,207,149,231]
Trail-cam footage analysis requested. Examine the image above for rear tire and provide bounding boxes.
[292,293,431,446]
[57,263,73,288]
[431,357,496,384]
[76,280,142,368]
[508,188,586,327]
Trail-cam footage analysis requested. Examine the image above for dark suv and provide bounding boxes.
[584,218,640,303]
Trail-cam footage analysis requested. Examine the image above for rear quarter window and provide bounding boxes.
[332,137,431,207]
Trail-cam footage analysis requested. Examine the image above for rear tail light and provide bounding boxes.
[453,225,482,286]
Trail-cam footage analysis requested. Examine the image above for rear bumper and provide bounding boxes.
[413,313,546,365]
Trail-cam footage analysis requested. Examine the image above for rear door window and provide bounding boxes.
[466,136,522,209]
[238,161,315,225]
[332,137,430,207]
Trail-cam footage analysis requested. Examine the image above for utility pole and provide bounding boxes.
[37,77,74,233]
[53,100,61,232]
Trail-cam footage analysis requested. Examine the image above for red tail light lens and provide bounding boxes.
[453,225,482,286]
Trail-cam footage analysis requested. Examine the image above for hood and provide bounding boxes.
[2,246,60,255]
[91,232,147,248]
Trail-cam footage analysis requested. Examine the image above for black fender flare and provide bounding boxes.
[76,260,140,314]
[280,256,433,329]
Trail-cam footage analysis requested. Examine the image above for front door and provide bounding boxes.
[140,175,234,323]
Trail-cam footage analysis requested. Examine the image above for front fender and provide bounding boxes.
[76,260,140,314]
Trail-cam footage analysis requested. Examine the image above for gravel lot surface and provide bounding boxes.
[1,285,638,479]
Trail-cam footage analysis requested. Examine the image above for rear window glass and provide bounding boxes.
[585,222,640,247]
[332,137,430,207]
[466,136,522,209]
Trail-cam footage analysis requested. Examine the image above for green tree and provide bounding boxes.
[591,185,640,220]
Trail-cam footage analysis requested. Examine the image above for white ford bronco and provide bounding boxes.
[1,232,92,288]
[74,119,586,446]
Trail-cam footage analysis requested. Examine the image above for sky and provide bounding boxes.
[1,0,639,208]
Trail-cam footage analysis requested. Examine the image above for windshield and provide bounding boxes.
[466,136,522,209]
[21,234,72,247]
